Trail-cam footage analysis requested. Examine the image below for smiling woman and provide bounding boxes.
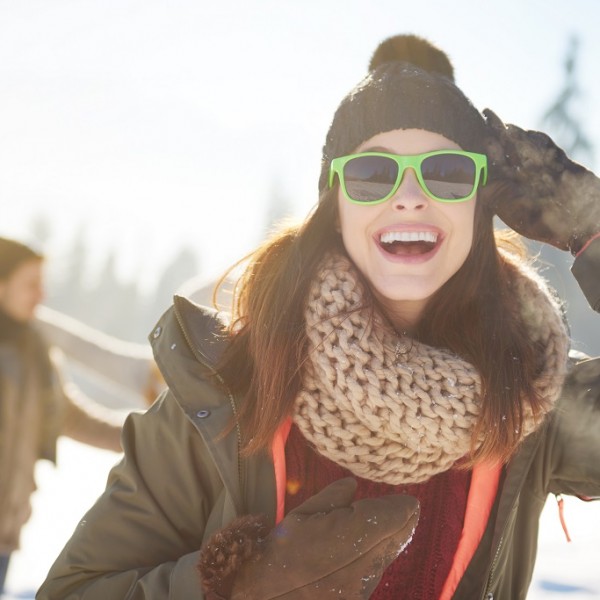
[37,33,600,600]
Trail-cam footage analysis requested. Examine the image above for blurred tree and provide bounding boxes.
[88,249,144,342]
[535,34,598,354]
[147,246,200,327]
[540,35,594,165]
[44,229,205,343]
[47,227,90,319]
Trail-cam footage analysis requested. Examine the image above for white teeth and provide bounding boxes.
[380,231,438,244]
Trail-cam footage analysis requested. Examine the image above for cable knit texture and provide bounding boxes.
[293,252,569,484]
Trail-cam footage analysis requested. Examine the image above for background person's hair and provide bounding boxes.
[0,237,44,281]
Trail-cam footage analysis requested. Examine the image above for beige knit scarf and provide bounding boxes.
[293,252,570,484]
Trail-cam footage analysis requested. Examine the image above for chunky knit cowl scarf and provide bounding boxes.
[293,253,570,485]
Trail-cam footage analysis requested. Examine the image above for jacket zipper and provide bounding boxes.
[172,309,243,490]
[482,534,504,599]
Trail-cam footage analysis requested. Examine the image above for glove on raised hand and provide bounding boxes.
[483,108,600,255]
[198,477,419,600]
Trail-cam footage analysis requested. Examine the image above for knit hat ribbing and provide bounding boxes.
[318,34,487,193]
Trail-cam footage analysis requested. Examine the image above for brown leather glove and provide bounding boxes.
[483,108,600,255]
[198,477,419,599]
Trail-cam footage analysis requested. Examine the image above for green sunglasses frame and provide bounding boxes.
[329,150,488,204]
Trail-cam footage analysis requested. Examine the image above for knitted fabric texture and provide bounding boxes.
[293,253,569,484]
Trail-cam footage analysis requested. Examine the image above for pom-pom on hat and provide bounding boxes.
[319,34,487,193]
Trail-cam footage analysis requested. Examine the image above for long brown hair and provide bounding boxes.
[216,182,547,465]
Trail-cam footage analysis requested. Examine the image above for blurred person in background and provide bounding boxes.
[0,236,125,596]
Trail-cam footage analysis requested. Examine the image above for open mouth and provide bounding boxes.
[378,231,440,256]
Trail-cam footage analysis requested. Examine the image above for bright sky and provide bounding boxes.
[1,0,599,289]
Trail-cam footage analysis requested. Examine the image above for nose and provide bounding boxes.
[390,168,428,210]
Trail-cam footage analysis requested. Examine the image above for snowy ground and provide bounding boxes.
[3,438,600,599]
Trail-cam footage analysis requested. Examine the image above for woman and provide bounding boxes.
[38,35,600,599]
[0,237,124,595]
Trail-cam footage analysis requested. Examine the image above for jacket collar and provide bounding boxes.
[148,295,233,419]
[172,295,230,369]
[150,297,249,511]
[149,298,277,521]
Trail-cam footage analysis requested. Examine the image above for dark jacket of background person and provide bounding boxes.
[36,238,600,600]
[0,311,123,556]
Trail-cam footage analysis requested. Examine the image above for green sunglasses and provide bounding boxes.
[329,150,488,204]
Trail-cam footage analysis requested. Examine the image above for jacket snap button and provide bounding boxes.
[196,410,211,418]
[486,594,494,599]
[152,326,162,339]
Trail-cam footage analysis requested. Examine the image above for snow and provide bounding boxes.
[3,438,600,599]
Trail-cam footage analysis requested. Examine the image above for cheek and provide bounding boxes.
[337,192,349,229]
[337,193,375,240]
[457,210,477,268]
[467,204,477,245]
[453,202,476,245]
[337,202,371,262]
[337,195,356,245]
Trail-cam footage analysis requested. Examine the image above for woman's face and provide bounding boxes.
[337,128,477,326]
[0,259,45,322]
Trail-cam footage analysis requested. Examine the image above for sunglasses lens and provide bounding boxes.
[343,156,398,202]
[421,154,476,200]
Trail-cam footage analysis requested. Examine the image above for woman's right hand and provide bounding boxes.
[199,477,419,599]
[483,108,600,255]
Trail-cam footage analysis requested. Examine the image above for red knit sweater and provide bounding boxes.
[284,423,471,600]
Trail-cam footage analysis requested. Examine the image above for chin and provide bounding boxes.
[372,276,443,304]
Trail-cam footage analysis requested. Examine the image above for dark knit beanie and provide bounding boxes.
[0,237,43,280]
[319,34,487,193]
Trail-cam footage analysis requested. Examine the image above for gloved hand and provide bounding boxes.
[198,477,419,600]
[483,108,600,255]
